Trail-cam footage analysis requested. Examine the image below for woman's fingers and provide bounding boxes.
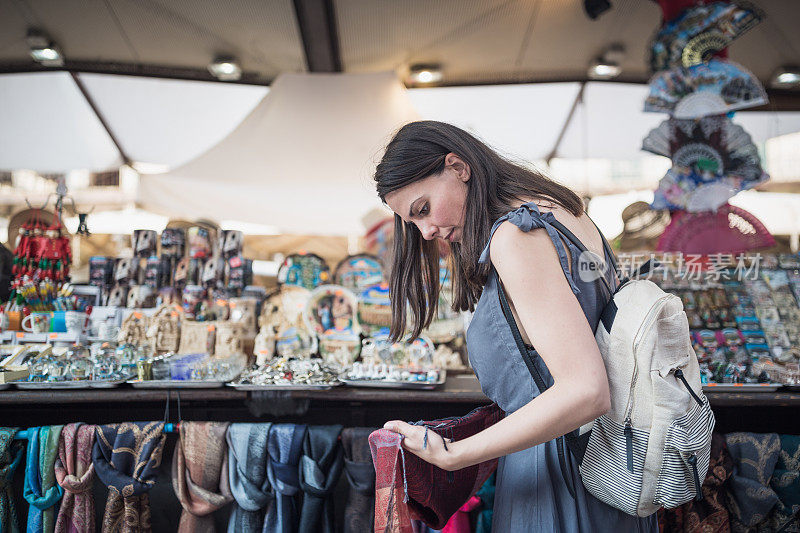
[384,420,426,451]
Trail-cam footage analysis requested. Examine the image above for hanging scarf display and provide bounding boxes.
[724,432,781,531]
[760,434,800,532]
[24,426,64,533]
[171,421,233,533]
[298,425,344,533]
[93,422,166,533]
[659,432,733,533]
[226,423,273,533]
[342,427,377,533]
[0,428,24,533]
[265,424,308,533]
[54,423,96,533]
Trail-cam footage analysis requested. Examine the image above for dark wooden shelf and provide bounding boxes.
[2,376,799,406]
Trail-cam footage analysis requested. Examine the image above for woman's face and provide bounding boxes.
[384,153,469,243]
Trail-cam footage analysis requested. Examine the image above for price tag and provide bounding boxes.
[229,256,242,268]
[48,333,58,339]
[207,324,216,332]
[16,332,24,339]
[229,302,237,309]
[133,312,143,319]
[171,311,179,318]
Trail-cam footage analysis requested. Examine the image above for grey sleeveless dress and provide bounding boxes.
[465,202,658,532]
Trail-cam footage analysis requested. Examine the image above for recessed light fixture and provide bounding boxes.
[208,55,242,81]
[27,29,64,67]
[771,67,800,88]
[588,44,625,80]
[408,64,443,85]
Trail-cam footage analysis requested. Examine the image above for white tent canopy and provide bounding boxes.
[0,72,266,172]
[137,72,418,235]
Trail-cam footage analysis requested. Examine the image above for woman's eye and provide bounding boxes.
[419,204,429,216]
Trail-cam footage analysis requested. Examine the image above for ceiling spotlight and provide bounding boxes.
[27,29,63,67]
[589,62,621,79]
[771,67,800,88]
[208,56,242,81]
[408,64,443,85]
[588,44,624,80]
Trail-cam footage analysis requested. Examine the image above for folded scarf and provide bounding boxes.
[724,432,781,532]
[24,426,64,533]
[370,403,503,531]
[55,423,96,533]
[226,423,273,533]
[0,428,24,533]
[757,434,800,532]
[298,425,343,533]
[342,427,377,533]
[370,430,414,533]
[93,422,166,533]
[172,421,233,533]
[659,432,733,533]
[265,424,308,533]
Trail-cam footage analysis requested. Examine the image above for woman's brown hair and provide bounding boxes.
[375,120,583,341]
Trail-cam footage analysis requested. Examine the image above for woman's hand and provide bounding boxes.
[383,420,461,471]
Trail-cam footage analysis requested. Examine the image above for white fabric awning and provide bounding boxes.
[0,72,266,172]
[137,72,419,235]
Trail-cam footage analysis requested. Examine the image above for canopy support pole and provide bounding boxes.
[292,0,342,72]
[545,82,586,165]
[69,72,132,167]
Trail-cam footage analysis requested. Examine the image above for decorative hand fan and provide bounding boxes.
[645,59,767,118]
[642,116,766,183]
[651,166,765,212]
[649,1,764,72]
[657,204,775,254]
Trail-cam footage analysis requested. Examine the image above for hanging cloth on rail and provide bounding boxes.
[342,427,377,533]
[54,423,96,533]
[24,426,63,533]
[298,425,343,533]
[93,422,166,533]
[172,421,233,533]
[265,424,308,533]
[226,423,273,533]
[0,427,24,533]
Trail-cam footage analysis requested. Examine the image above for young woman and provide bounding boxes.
[375,121,657,532]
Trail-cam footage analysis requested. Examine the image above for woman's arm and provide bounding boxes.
[384,221,611,471]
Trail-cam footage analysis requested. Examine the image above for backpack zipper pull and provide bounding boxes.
[688,454,703,501]
[624,418,634,473]
[674,368,704,407]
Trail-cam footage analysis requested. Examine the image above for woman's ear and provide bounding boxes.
[445,153,471,183]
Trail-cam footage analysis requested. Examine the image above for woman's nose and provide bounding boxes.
[420,223,437,240]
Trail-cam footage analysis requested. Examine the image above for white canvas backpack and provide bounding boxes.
[497,217,715,517]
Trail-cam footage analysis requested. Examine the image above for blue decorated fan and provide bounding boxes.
[644,116,768,212]
[649,1,764,72]
[645,59,767,118]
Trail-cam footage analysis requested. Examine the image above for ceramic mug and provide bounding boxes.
[22,312,52,334]
[51,311,67,333]
[65,311,86,334]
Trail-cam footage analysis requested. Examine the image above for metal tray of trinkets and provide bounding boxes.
[702,382,781,392]
[227,382,342,391]
[14,380,94,390]
[126,379,227,389]
[338,371,447,390]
